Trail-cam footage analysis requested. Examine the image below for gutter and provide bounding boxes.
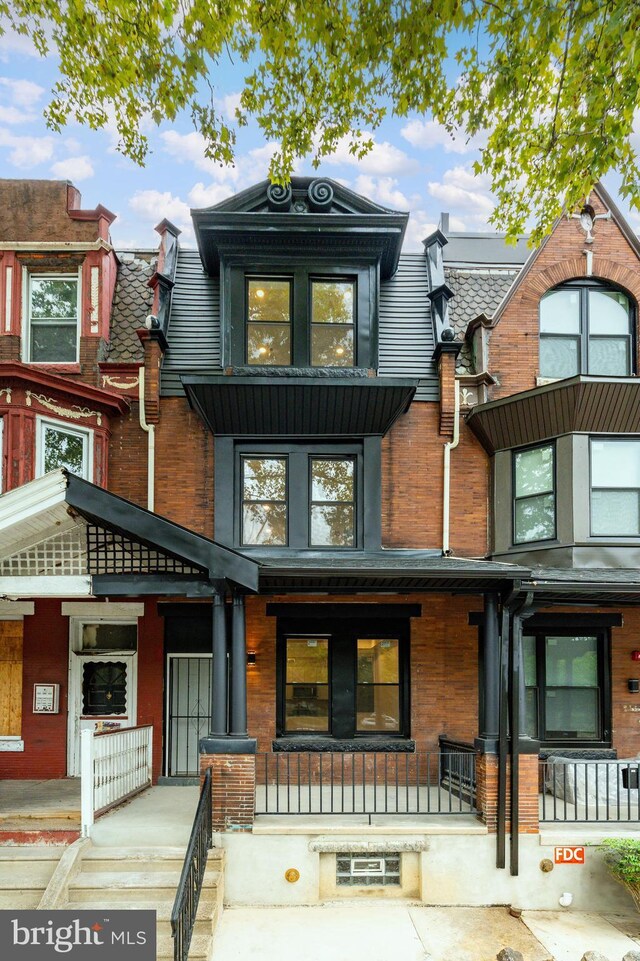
[138,366,155,512]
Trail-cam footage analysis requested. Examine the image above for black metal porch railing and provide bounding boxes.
[255,750,477,816]
[540,758,640,823]
[171,767,213,961]
[438,737,477,805]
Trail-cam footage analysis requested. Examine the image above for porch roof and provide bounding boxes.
[0,470,259,596]
[524,567,640,606]
[252,550,531,593]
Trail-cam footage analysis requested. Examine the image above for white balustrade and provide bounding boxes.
[81,725,153,836]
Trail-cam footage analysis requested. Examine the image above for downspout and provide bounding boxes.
[138,366,155,512]
[442,376,460,555]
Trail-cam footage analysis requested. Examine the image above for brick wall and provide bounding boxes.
[476,753,539,834]
[202,753,256,831]
[0,181,104,243]
[488,192,640,399]
[382,404,489,556]
[2,599,164,782]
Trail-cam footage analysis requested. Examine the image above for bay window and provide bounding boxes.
[513,443,555,544]
[37,419,92,480]
[591,438,640,535]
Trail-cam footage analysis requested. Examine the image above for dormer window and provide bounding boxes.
[540,281,633,379]
[311,279,355,367]
[244,271,358,368]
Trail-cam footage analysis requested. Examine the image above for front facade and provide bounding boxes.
[2,176,640,904]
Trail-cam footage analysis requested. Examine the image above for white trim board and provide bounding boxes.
[62,602,145,617]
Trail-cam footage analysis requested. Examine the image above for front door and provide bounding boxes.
[67,620,138,776]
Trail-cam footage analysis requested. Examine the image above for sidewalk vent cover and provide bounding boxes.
[336,852,401,886]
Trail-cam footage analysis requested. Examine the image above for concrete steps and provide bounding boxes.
[0,845,66,908]
[66,845,224,960]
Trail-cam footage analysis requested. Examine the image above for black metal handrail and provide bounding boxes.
[438,737,477,803]
[171,768,213,961]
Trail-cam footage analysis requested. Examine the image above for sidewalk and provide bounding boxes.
[211,904,640,961]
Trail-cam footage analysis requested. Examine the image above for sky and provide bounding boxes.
[0,23,637,253]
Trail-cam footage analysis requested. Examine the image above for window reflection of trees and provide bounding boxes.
[43,427,85,476]
[242,457,287,545]
[311,458,355,546]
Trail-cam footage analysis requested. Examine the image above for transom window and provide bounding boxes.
[513,443,555,544]
[591,438,640,535]
[279,621,408,739]
[524,631,609,745]
[27,274,80,363]
[540,282,633,379]
[37,419,91,480]
[240,447,359,548]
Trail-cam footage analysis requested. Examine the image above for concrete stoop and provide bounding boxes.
[66,846,225,961]
[0,845,67,908]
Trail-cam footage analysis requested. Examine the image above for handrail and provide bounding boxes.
[171,768,213,961]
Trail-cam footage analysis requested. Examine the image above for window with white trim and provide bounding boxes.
[37,419,92,480]
[26,273,80,363]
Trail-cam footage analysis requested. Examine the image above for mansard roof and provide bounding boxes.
[191,176,408,279]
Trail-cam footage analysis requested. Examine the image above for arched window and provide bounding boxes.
[539,281,634,379]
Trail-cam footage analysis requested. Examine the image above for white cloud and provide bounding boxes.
[161,129,240,180]
[323,133,419,176]
[188,181,235,208]
[0,105,35,124]
[353,175,411,210]
[50,155,94,181]
[403,212,438,250]
[0,77,44,108]
[427,165,495,220]
[401,118,487,155]
[220,91,242,120]
[0,128,54,167]
[128,189,193,242]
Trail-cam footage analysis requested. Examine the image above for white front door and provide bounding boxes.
[67,620,138,776]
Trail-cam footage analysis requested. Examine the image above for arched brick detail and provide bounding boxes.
[534,259,640,304]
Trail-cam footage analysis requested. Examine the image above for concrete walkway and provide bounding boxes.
[212,904,640,961]
[91,785,199,847]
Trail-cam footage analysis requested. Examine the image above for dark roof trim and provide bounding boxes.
[63,471,259,592]
[92,575,216,597]
[466,376,640,454]
[182,375,418,437]
[266,603,422,618]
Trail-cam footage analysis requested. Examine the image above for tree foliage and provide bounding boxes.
[601,838,640,912]
[4,1,640,241]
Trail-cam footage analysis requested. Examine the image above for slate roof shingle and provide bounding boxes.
[107,252,157,363]
[444,266,520,374]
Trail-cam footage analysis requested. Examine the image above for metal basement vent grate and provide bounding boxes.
[336,852,401,886]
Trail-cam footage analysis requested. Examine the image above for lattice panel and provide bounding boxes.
[86,524,204,576]
[0,526,88,575]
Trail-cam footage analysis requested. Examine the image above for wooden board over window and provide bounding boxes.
[0,621,23,736]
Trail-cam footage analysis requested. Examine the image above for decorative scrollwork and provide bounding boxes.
[266,183,293,212]
[0,387,11,404]
[102,375,139,391]
[26,391,102,426]
[307,179,334,211]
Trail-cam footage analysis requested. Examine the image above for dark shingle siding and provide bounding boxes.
[162,250,437,400]
[379,253,437,401]
[108,253,156,363]
[161,249,222,395]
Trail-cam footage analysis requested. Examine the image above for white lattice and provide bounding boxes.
[0,525,88,576]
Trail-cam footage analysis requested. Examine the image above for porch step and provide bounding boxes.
[66,847,225,961]
[0,848,65,908]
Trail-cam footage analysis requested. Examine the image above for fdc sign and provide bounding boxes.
[554,846,585,864]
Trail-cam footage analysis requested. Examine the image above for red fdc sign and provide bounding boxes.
[554,846,585,864]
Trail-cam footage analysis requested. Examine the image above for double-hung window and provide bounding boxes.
[240,447,358,548]
[27,273,80,363]
[540,282,633,379]
[523,630,609,745]
[513,443,555,544]
[37,419,92,480]
[591,438,640,536]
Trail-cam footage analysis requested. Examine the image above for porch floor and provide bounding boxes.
[0,779,80,831]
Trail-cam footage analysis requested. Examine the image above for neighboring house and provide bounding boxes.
[2,176,640,905]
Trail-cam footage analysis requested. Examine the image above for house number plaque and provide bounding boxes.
[33,683,60,714]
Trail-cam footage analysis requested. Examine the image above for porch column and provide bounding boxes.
[230,593,248,737]
[478,592,500,749]
[209,592,228,737]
